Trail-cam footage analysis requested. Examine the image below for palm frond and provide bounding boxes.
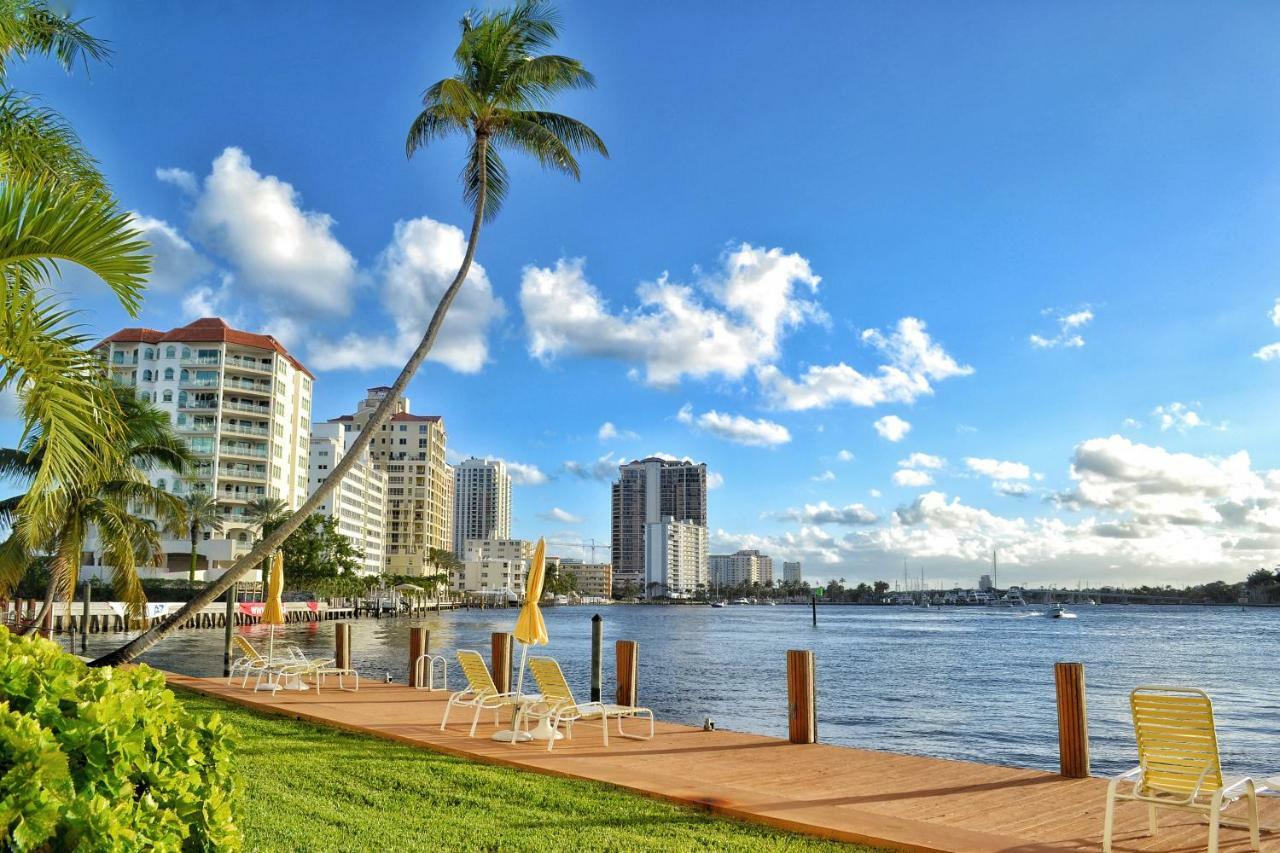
[497,55,595,107]
[462,138,508,221]
[0,91,107,197]
[514,110,609,159]
[492,113,580,179]
[0,0,110,80]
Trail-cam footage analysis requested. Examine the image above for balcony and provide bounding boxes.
[219,465,267,482]
[219,443,268,460]
[219,487,266,503]
[179,399,219,411]
[223,400,270,416]
[225,378,272,396]
[224,355,272,374]
[181,356,221,366]
[181,422,217,433]
[221,422,269,437]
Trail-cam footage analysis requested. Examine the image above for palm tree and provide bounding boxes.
[244,496,287,583]
[175,490,222,584]
[0,386,192,625]
[94,1,606,665]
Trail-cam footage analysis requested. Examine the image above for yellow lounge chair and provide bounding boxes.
[1103,685,1260,853]
[519,656,653,752]
[440,650,522,737]
[227,635,308,691]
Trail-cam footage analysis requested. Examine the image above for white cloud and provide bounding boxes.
[811,470,836,482]
[1121,417,1143,429]
[869,488,882,498]
[129,213,213,293]
[504,461,548,486]
[676,403,790,447]
[190,147,358,314]
[900,452,945,470]
[1152,401,1207,433]
[307,216,504,373]
[836,449,855,462]
[893,469,934,487]
[1030,307,1093,349]
[1254,342,1280,362]
[873,415,911,442]
[597,421,637,442]
[521,244,824,387]
[540,507,583,524]
[563,452,623,481]
[779,501,879,526]
[993,481,1032,497]
[965,457,1031,480]
[155,166,197,194]
[707,471,725,490]
[1270,298,1280,328]
[758,318,972,411]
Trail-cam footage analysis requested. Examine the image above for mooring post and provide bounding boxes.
[490,631,513,693]
[811,594,817,626]
[616,639,638,706]
[590,614,603,702]
[221,583,235,677]
[408,626,429,687]
[1054,662,1090,778]
[335,622,351,671]
[787,649,817,744]
[80,580,91,652]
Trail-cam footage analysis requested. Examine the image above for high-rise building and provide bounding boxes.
[783,561,802,584]
[644,517,707,597]
[978,573,993,591]
[308,421,387,575]
[330,387,451,576]
[611,456,707,592]
[452,457,512,556]
[547,557,614,599]
[96,318,313,578]
[709,549,774,588]
[462,536,531,564]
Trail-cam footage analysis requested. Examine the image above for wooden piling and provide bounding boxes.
[1054,662,1090,778]
[490,632,512,694]
[590,614,603,702]
[335,622,351,671]
[616,639,638,707]
[408,627,430,687]
[787,649,817,744]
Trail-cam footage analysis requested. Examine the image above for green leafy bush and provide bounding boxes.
[0,627,242,850]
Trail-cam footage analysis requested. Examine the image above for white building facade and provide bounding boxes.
[308,422,387,575]
[96,318,313,578]
[643,517,707,597]
[783,561,802,584]
[452,457,512,556]
[709,549,775,589]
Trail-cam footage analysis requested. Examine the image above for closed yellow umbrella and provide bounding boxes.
[263,551,285,662]
[513,537,548,648]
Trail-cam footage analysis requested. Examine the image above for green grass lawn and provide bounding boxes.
[175,689,872,852]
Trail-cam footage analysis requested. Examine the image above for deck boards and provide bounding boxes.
[167,674,1278,852]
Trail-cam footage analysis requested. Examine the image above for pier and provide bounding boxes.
[166,671,1278,852]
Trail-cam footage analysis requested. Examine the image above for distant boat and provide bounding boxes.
[733,598,751,606]
[710,601,727,608]
[1045,603,1077,619]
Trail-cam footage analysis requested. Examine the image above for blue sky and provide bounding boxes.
[6,1,1280,586]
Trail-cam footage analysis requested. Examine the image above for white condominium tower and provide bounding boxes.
[308,421,387,576]
[330,387,451,576]
[611,456,708,594]
[452,457,512,556]
[97,317,313,577]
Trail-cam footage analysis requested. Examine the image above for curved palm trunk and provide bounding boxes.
[91,143,490,666]
[19,578,55,638]
[189,522,198,584]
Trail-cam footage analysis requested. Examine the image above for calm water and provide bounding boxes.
[81,604,1280,777]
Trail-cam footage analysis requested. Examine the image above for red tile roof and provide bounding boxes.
[101,317,314,379]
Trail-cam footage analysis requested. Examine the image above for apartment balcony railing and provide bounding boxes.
[218,466,267,482]
[182,423,217,433]
[225,378,272,395]
[221,422,269,437]
[224,356,272,374]
[223,400,270,415]
[181,356,221,366]
[219,443,268,459]
[219,488,266,503]
[180,379,220,389]
[179,400,219,411]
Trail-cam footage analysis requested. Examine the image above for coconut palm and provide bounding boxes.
[244,496,287,583]
[175,490,222,584]
[0,386,192,625]
[94,1,606,665]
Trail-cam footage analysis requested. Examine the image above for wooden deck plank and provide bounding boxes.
[168,675,1278,852]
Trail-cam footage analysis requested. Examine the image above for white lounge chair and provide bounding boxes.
[517,656,654,752]
[1103,685,1260,853]
[440,650,521,737]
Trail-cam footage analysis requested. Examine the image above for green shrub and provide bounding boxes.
[0,627,242,851]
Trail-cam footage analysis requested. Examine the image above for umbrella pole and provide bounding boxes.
[515,640,528,698]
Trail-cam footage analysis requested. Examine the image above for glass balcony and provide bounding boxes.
[224,355,272,374]
[219,466,267,482]
[223,400,270,415]
[225,378,272,395]
[220,422,269,437]
[219,443,268,459]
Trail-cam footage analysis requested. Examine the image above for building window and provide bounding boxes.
[141,369,153,382]
[143,348,155,360]
[163,367,174,380]
[163,390,173,403]
[181,347,191,359]
[165,346,176,359]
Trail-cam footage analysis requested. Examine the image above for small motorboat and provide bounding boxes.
[709,601,726,608]
[1045,603,1077,619]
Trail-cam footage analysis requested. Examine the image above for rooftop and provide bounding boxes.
[101,317,313,379]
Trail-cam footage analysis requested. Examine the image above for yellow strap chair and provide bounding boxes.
[517,656,653,752]
[1103,685,1260,853]
[440,650,522,736]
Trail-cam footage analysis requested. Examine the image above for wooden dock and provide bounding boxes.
[168,674,1278,852]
